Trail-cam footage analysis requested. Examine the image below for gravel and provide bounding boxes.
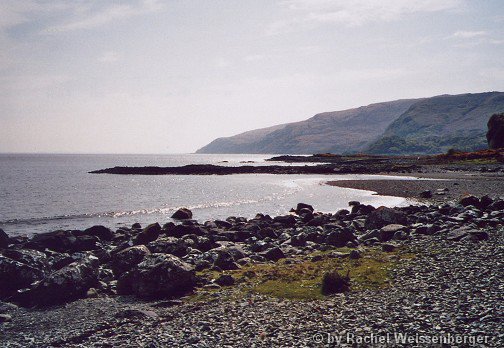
[2,229,502,347]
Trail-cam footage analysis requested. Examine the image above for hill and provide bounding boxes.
[196,92,504,155]
[197,99,417,154]
[367,92,504,154]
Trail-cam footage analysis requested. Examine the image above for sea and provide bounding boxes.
[0,153,410,236]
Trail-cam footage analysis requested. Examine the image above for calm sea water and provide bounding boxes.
[0,154,408,236]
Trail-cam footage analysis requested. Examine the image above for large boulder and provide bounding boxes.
[487,113,504,149]
[380,224,408,242]
[324,226,357,247]
[1,249,49,273]
[0,255,45,298]
[16,256,99,307]
[117,254,196,299]
[25,230,76,252]
[0,229,9,249]
[111,245,151,276]
[82,225,114,241]
[365,207,408,230]
[134,223,161,245]
[171,208,193,220]
[295,203,314,214]
[147,237,189,257]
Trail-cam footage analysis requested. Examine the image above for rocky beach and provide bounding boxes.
[1,156,503,347]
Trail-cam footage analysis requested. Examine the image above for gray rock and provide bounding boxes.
[82,225,114,241]
[262,247,285,261]
[171,208,193,220]
[0,314,12,323]
[0,254,45,298]
[111,245,151,276]
[0,229,9,249]
[215,274,235,286]
[117,254,196,299]
[380,224,407,241]
[365,207,408,230]
[134,223,161,245]
[17,256,99,307]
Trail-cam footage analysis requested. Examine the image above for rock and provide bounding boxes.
[468,230,489,241]
[0,301,18,313]
[215,274,235,286]
[71,235,101,252]
[419,190,432,198]
[487,113,504,149]
[324,227,357,247]
[262,247,285,261]
[446,226,487,242]
[0,314,12,323]
[86,288,99,298]
[0,255,45,298]
[365,207,407,230]
[289,233,307,247]
[479,195,494,209]
[459,195,480,207]
[134,223,161,245]
[147,237,188,257]
[380,224,407,242]
[295,203,314,214]
[212,249,240,270]
[111,245,151,276]
[273,215,297,226]
[0,229,9,248]
[17,256,99,307]
[381,243,397,252]
[25,230,76,252]
[349,250,361,259]
[117,254,196,299]
[171,208,193,220]
[489,199,504,211]
[82,225,114,241]
[1,249,49,273]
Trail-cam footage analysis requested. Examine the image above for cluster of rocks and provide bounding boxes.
[0,196,503,310]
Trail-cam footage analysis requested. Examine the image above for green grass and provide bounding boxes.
[193,247,415,301]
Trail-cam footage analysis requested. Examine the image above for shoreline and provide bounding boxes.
[1,194,503,346]
[327,172,504,203]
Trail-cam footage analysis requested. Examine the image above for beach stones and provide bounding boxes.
[117,254,196,299]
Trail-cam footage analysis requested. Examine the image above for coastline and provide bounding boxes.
[327,172,504,203]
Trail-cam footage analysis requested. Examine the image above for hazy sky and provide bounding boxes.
[1,0,503,154]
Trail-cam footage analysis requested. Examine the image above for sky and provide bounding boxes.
[0,0,503,154]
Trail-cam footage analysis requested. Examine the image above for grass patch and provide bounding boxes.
[194,247,415,301]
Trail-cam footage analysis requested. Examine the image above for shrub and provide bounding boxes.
[321,270,350,295]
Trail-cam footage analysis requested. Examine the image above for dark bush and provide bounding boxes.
[321,270,350,295]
